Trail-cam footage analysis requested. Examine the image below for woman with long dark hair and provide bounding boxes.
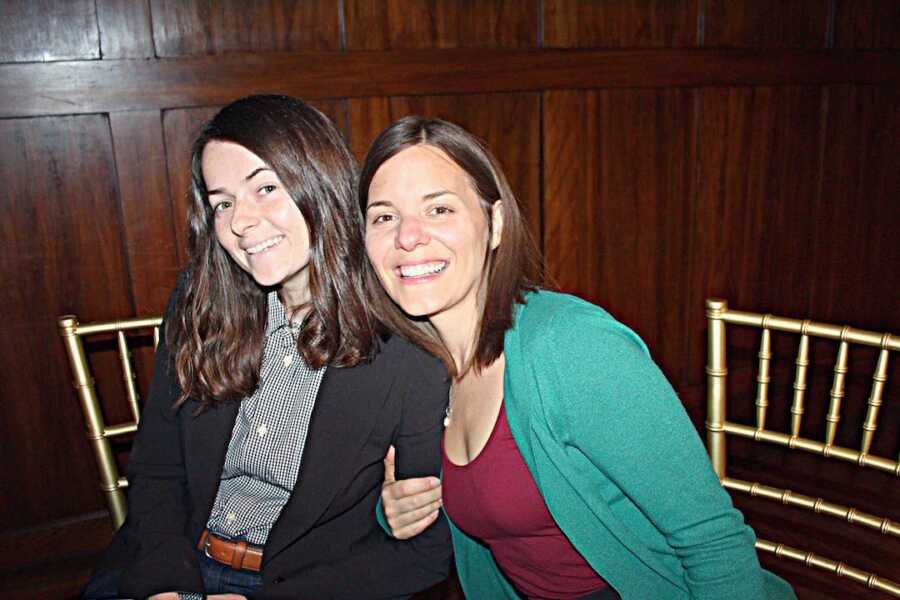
[361,117,796,600]
[83,96,450,600]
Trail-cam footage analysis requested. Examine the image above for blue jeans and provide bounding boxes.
[81,549,263,599]
[197,548,263,595]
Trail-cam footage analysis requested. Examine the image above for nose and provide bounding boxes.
[394,215,430,251]
[229,196,259,237]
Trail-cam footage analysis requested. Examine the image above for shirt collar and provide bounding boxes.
[265,291,292,337]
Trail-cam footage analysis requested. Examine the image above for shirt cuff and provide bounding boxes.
[177,592,205,600]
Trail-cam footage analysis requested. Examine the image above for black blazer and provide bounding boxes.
[100,282,451,599]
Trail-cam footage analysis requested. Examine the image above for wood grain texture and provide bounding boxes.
[349,93,542,252]
[703,0,831,48]
[161,106,221,263]
[543,0,699,48]
[809,84,900,333]
[97,0,155,59]
[345,0,539,50]
[0,115,134,529]
[109,111,181,314]
[684,86,829,387]
[0,0,98,62]
[833,0,900,49]
[3,48,898,119]
[150,0,341,55]
[542,88,696,384]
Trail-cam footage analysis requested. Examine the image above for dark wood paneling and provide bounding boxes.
[150,0,341,55]
[110,111,181,314]
[349,93,542,250]
[0,115,134,529]
[833,0,900,49]
[3,48,898,118]
[703,0,830,48]
[345,0,539,50]
[809,84,900,332]
[543,0,699,48]
[542,88,696,384]
[684,86,829,388]
[161,106,221,262]
[0,0,98,62]
[97,0,155,59]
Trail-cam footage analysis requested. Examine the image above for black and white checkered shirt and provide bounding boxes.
[206,291,326,545]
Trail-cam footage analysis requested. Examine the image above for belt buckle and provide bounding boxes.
[202,532,213,559]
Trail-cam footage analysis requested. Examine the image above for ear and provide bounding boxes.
[489,201,504,250]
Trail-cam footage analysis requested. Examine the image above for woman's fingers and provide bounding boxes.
[391,503,441,540]
[382,444,396,484]
[381,477,442,538]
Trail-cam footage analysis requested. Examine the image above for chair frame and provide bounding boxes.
[58,314,162,530]
[705,298,899,597]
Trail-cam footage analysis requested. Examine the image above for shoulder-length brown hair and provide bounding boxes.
[169,94,376,408]
[358,116,542,378]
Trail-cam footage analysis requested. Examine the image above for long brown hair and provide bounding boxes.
[170,95,376,408]
[358,116,542,378]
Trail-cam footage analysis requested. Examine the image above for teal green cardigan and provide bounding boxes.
[384,291,796,599]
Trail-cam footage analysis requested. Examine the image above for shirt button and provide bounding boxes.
[226,512,236,522]
[257,424,268,437]
[283,354,293,367]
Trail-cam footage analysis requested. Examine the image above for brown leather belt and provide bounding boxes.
[197,529,264,572]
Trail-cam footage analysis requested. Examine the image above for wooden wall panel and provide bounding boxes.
[543,88,696,384]
[543,0,699,48]
[109,111,181,314]
[348,93,542,250]
[0,115,133,529]
[684,86,827,389]
[810,84,900,332]
[345,0,539,50]
[833,0,900,49]
[98,0,155,59]
[703,0,831,48]
[161,106,220,264]
[150,0,341,56]
[0,0,98,62]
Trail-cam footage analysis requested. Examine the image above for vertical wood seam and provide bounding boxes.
[338,0,347,52]
[826,0,837,49]
[697,0,706,47]
[106,114,139,317]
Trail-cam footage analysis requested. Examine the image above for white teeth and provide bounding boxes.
[246,235,284,255]
[399,261,447,278]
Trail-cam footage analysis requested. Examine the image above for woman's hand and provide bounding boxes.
[381,445,443,539]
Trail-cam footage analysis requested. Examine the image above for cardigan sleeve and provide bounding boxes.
[540,303,778,600]
[119,274,205,598]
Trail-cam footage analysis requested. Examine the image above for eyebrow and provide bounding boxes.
[366,189,458,211]
[207,167,273,195]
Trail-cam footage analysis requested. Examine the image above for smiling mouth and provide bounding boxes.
[246,235,285,255]
[398,261,448,278]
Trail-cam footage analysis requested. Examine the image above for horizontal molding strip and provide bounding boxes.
[1,48,898,118]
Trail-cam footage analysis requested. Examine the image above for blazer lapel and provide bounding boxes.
[263,357,392,563]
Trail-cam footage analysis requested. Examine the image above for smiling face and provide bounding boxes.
[365,145,502,336]
[202,140,311,307]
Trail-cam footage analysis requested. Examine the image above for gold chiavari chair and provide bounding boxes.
[705,299,899,597]
[58,314,163,530]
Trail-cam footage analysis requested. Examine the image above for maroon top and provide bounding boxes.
[442,403,609,599]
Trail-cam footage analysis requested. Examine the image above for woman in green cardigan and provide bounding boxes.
[358,116,796,600]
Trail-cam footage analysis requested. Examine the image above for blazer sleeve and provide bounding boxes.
[119,274,205,598]
[541,305,777,600]
[257,341,453,600]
